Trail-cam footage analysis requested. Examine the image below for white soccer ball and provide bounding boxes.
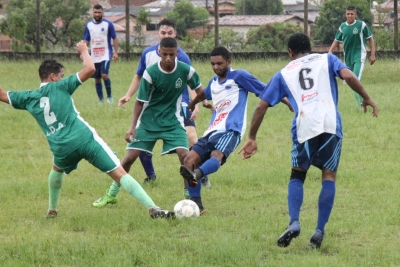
[174,199,200,219]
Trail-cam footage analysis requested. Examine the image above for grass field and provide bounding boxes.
[0,56,398,267]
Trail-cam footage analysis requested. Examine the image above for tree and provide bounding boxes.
[166,0,209,37]
[133,8,151,47]
[235,0,283,15]
[0,0,90,51]
[246,22,302,51]
[313,0,373,45]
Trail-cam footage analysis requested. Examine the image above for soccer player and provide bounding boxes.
[92,37,205,208]
[179,46,292,214]
[0,41,174,219]
[329,5,376,107]
[239,33,378,248]
[83,4,118,104]
[117,19,210,198]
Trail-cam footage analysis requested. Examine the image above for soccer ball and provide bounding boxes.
[173,199,200,219]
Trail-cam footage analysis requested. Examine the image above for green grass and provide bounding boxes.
[0,57,398,266]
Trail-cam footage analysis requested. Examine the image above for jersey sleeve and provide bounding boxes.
[204,79,213,100]
[334,25,343,42]
[187,66,201,90]
[177,49,192,65]
[136,50,148,76]
[8,90,32,110]
[328,54,348,78]
[83,23,90,41]
[58,74,82,95]
[137,70,152,102]
[362,22,373,39]
[259,72,286,107]
[235,70,266,97]
[108,21,117,39]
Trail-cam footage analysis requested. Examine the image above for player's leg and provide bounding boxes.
[139,152,157,183]
[100,60,113,104]
[93,63,104,103]
[352,62,365,107]
[46,164,64,217]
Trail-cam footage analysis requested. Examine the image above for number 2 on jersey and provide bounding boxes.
[40,97,57,125]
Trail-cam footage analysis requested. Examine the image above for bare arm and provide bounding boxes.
[112,38,119,61]
[188,87,206,112]
[76,41,95,83]
[124,100,144,142]
[368,36,376,65]
[328,40,341,53]
[0,86,10,104]
[188,88,200,120]
[340,68,378,117]
[118,74,141,108]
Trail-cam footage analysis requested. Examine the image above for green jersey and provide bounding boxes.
[334,20,373,65]
[137,60,201,132]
[8,74,94,157]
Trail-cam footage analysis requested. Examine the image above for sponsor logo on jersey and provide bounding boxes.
[208,112,228,129]
[301,91,318,102]
[215,100,231,113]
[287,61,301,70]
[175,78,183,89]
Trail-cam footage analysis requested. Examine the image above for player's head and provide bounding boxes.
[209,46,231,77]
[93,4,104,23]
[159,37,178,70]
[345,6,357,24]
[39,59,65,82]
[287,33,311,59]
[158,19,177,40]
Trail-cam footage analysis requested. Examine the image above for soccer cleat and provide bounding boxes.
[143,176,157,183]
[191,197,206,216]
[92,191,118,207]
[180,165,198,188]
[46,210,58,218]
[201,176,212,189]
[98,99,104,104]
[309,229,324,249]
[183,189,190,199]
[199,207,206,216]
[107,97,114,104]
[277,221,301,247]
[149,207,175,219]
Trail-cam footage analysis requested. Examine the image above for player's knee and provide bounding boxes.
[290,169,307,183]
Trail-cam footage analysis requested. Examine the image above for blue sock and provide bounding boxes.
[188,180,201,198]
[139,152,156,178]
[198,157,220,176]
[317,180,336,233]
[104,78,112,97]
[287,178,304,225]
[95,82,103,100]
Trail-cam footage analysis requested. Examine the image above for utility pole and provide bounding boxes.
[304,0,308,35]
[36,0,40,55]
[394,0,398,51]
[125,0,130,54]
[214,0,219,47]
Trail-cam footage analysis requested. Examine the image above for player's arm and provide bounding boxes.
[188,86,206,112]
[280,97,293,112]
[118,75,141,108]
[76,40,95,83]
[188,88,200,120]
[238,99,270,159]
[368,36,376,65]
[340,68,378,117]
[112,37,119,61]
[328,40,341,53]
[125,100,144,142]
[0,86,10,104]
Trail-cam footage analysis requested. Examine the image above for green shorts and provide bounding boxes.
[53,138,120,174]
[127,126,188,155]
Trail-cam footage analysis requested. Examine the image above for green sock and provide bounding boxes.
[353,91,363,107]
[108,181,121,197]
[119,174,157,210]
[48,169,64,211]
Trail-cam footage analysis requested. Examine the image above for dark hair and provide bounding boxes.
[209,46,231,61]
[38,59,64,80]
[93,4,103,10]
[346,6,356,11]
[158,19,175,29]
[159,37,177,49]
[287,33,311,54]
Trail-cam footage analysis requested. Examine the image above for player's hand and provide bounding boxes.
[361,98,378,118]
[125,128,137,143]
[76,40,88,54]
[112,52,118,61]
[118,95,130,109]
[202,101,214,113]
[238,139,258,159]
[190,106,199,121]
[369,55,376,65]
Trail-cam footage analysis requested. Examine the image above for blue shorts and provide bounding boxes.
[53,137,120,174]
[291,133,342,172]
[191,130,241,165]
[92,60,111,79]
[181,105,196,127]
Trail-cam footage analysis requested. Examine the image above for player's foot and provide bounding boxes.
[309,229,324,249]
[149,207,175,219]
[277,221,301,247]
[92,191,118,207]
[98,99,104,104]
[180,165,198,188]
[201,176,212,189]
[191,197,206,215]
[183,189,190,199]
[46,210,58,218]
[107,97,114,104]
[199,207,206,216]
[143,176,157,183]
